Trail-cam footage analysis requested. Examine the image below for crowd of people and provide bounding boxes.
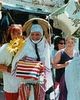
[0,0,80,100]
[0,20,79,100]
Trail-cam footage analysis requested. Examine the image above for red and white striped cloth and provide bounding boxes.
[16,60,45,82]
[18,84,30,100]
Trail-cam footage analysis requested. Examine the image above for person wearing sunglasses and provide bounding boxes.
[52,36,65,83]
[45,36,65,100]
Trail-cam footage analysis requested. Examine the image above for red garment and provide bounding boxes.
[18,83,45,100]
[34,84,46,100]
[4,92,18,100]
[18,84,30,100]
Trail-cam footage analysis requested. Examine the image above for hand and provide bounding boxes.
[0,64,8,72]
[64,61,69,67]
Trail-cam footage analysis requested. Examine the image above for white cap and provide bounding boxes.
[31,24,43,35]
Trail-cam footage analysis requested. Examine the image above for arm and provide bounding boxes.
[52,51,69,69]
[0,64,8,72]
[0,44,13,72]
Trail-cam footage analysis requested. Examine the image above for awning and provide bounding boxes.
[2,3,50,15]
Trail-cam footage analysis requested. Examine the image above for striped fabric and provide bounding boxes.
[16,58,45,83]
[18,84,30,100]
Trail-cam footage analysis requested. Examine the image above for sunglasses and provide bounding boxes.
[59,42,65,45]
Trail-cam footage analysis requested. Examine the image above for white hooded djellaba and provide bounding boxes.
[65,54,80,100]
[11,24,53,100]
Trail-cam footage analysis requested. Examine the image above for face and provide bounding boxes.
[58,40,65,50]
[65,38,75,48]
[11,28,22,40]
[30,32,41,41]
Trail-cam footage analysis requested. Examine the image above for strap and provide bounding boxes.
[35,44,40,61]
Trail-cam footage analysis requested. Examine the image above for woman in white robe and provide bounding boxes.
[12,24,53,100]
[11,23,53,100]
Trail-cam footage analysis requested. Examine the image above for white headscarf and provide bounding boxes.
[31,24,43,35]
[30,24,43,44]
